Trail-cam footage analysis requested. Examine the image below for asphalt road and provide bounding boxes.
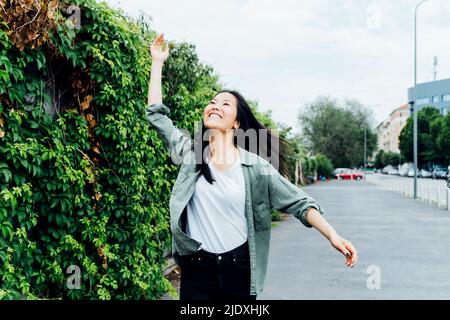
[258,179,450,300]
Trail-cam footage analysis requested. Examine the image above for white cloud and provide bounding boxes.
[102,0,450,129]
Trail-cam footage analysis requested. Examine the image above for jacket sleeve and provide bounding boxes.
[266,164,326,228]
[146,102,193,166]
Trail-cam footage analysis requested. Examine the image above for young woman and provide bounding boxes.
[147,33,358,300]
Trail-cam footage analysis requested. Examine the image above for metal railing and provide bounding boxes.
[366,174,450,211]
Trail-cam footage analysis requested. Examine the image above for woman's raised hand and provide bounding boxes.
[150,33,169,63]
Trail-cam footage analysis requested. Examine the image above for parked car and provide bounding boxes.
[432,166,448,179]
[419,169,432,178]
[399,163,413,177]
[407,168,415,177]
[447,165,450,188]
[336,169,364,180]
[333,168,349,178]
[306,175,316,184]
[388,168,399,175]
[381,165,394,174]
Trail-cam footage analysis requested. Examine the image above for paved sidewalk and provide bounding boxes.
[259,180,450,299]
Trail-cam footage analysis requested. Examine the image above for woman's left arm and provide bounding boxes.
[305,208,358,268]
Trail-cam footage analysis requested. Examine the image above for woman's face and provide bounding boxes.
[203,92,239,131]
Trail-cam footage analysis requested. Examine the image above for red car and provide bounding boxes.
[336,169,364,180]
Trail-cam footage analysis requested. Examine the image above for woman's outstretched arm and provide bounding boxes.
[305,208,358,268]
[267,164,358,268]
[148,33,169,105]
[146,33,193,166]
[147,60,164,106]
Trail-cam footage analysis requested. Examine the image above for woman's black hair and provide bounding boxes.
[193,89,291,184]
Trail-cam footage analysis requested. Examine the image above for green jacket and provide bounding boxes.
[146,102,326,295]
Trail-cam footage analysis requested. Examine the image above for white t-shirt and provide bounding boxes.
[186,156,247,254]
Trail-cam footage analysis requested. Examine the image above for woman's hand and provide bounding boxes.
[329,233,358,268]
[303,208,358,268]
[150,33,169,63]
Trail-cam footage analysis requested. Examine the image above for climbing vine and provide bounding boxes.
[0,0,220,299]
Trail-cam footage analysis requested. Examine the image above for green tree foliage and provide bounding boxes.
[298,96,378,169]
[284,131,306,182]
[374,149,404,168]
[431,113,450,165]
[315,154,334,178]
[0,0,223,299]
[399,107,448,167]
[382,152,404,167]
[302,154,334,180]
[374,149,384,169]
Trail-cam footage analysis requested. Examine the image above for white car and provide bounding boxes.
[388,168,399,175]
[399,163,413,177]
[382,165,394,174]
[419,169,432,178]
[447,166,450,188]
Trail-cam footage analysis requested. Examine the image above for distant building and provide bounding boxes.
[407,78,450,116]
[376,104,410,154]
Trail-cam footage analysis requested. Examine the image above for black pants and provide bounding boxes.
[178,241,257,300]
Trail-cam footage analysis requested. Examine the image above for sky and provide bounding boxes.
[102,0,450,131]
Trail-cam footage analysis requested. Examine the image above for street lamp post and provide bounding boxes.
[364,124,367,178]
[413,0,430,199]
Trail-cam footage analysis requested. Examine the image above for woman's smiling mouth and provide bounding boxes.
[209,112,222,119]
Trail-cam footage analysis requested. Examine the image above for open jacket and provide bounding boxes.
[146,102,326,295]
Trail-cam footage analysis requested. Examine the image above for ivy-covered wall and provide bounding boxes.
[0,0,221,299]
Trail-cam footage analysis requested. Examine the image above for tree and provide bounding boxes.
[374,149,384,169]
[432,114,450,164]
[399,107,442,168]
[315,154,334,178]
[382,152,404,167]
[298,96,378,168]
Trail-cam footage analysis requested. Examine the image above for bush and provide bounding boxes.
[315,154,334,178]
[374,150,384,169]
[302,154,334,183]
[303,157,317,179]
[0,0,220,299]
[381,152,403,167]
